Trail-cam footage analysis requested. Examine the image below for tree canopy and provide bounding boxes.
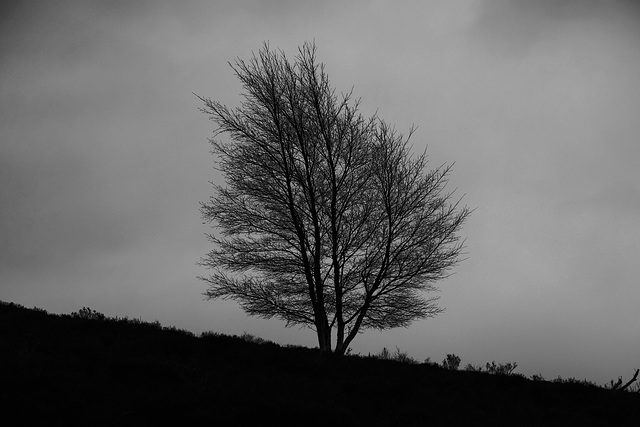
[197,41,470,355]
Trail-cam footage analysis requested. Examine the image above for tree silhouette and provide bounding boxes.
[197,41,470,356]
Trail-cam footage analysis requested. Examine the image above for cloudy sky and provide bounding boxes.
[2,0,639,384]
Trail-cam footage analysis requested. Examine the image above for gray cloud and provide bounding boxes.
[470,0,640,57]
[0,1,209,272]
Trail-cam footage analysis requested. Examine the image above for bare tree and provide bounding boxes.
[196,41,470,356]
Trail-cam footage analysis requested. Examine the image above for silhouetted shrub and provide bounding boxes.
[604,376,635,390]
[422,357,438,366]
[375,347,392,360]
[391,346,418,364]
[200,330,223,338]
[531,373,546,382]
[464,363,483,372]
[372,347,418,364]
[485,361,518,375]
[442,353,461,370]
[553,376,597,387]
[71,307,106,321]
[240,332,268,344]
[285,343,307,350]
[163,325,194,336]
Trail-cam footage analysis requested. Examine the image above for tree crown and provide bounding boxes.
[197,41,470,354]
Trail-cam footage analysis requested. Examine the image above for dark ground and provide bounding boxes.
[1,300,638,426]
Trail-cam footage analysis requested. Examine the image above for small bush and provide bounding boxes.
[485,361,518,375]
[164,325,194,336]
[553,376,597,387]
[285,343,306,350]
[373,346,418,363]
[240,332,267,344]
[531,373,546,382]
[442,354,461,370]
[464,363,483,372]
[605,377,623,390]
[201,330,223,338]
[423,357,438,366]
[376,347,392,360]
[71,307,106,321]
[391,346,418,364]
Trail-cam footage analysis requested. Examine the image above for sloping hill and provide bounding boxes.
[1,300,637,426]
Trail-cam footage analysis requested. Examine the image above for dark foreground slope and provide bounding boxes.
[1,301,637,426]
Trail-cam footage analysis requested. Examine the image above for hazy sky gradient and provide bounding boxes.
[2,0,639,384]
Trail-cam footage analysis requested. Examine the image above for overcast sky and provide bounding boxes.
[2,0,640,384]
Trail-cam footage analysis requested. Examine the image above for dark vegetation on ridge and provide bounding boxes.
[1,300,638,426]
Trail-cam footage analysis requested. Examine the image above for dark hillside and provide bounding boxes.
[1,300,637,426]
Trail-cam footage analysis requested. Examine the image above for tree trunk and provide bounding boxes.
[315,311,333,356]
